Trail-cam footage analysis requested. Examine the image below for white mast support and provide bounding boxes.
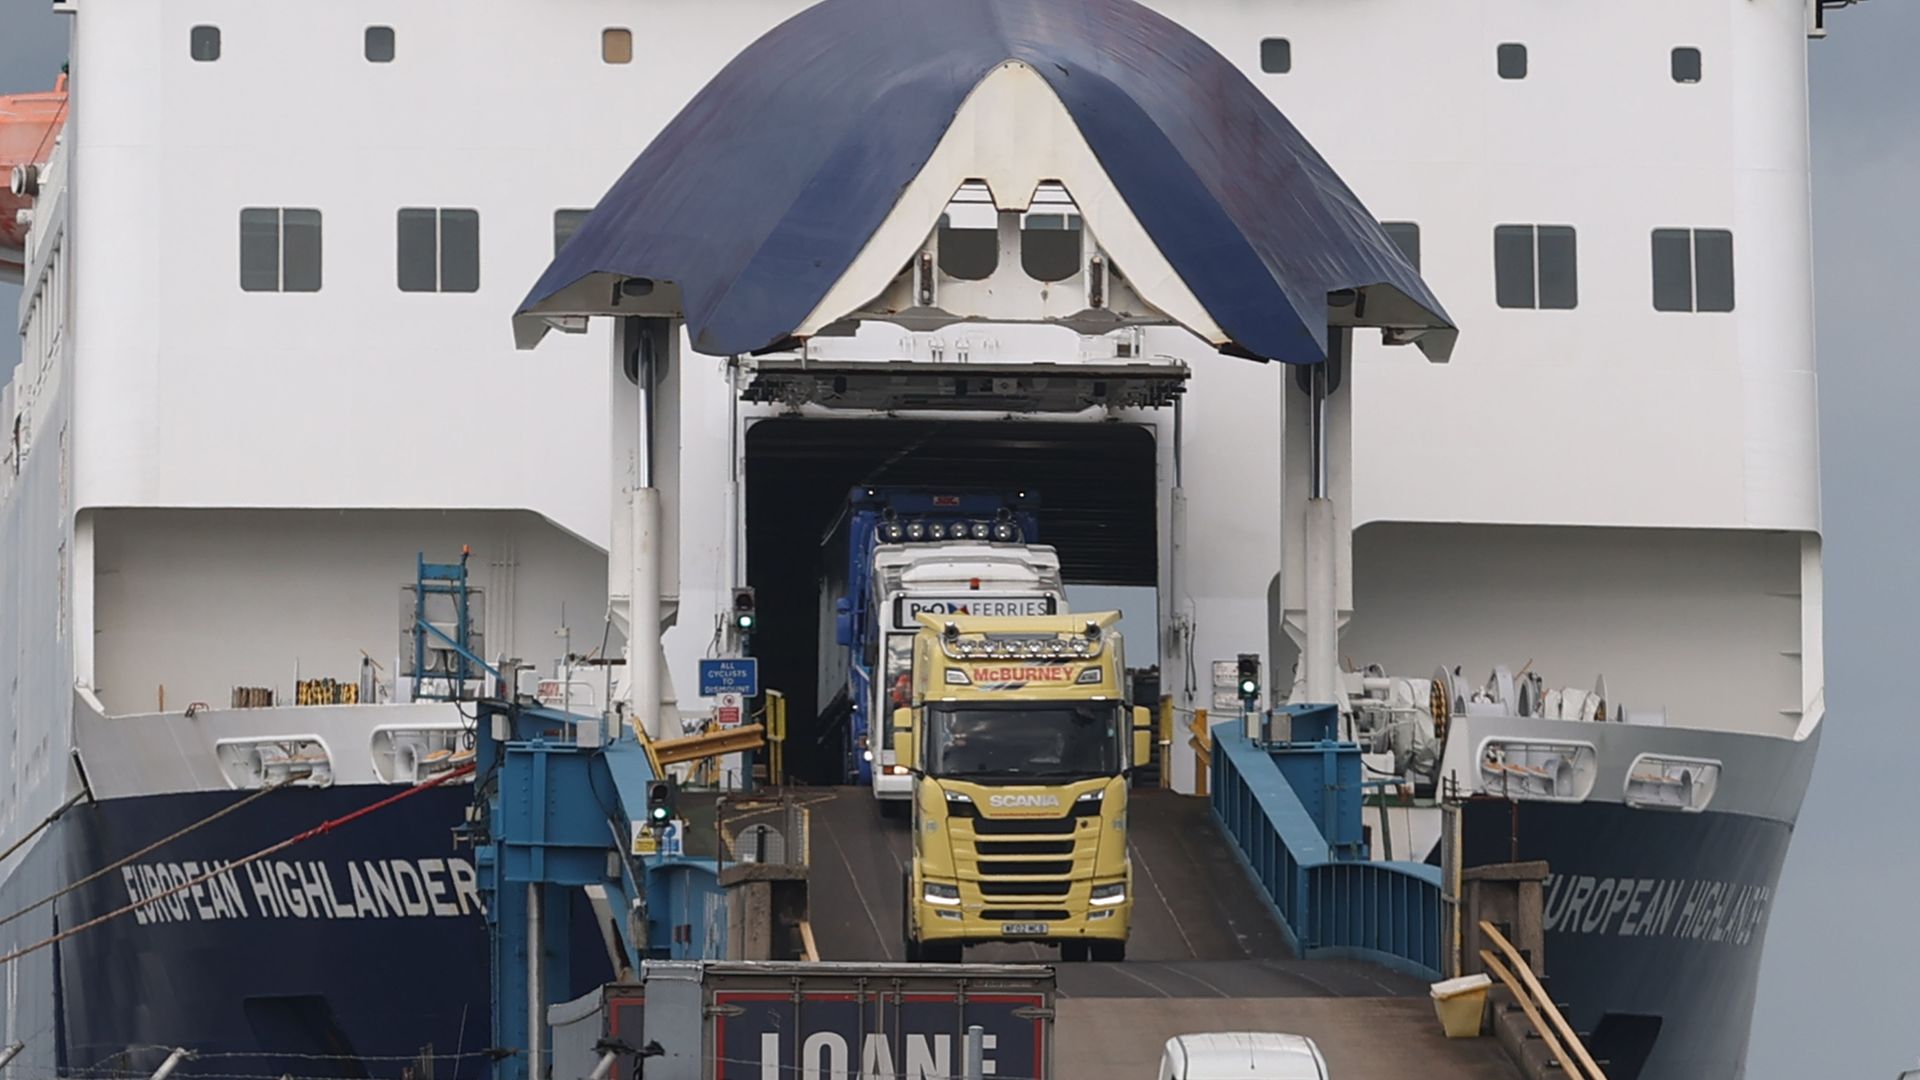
[1280,328,1354,708]
[610,318,684,738]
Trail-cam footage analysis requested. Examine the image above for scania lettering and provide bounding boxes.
[896,612,1153,961]
[815,487,1063,812]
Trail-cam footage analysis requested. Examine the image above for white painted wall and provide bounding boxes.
[1338,522,1803,735]
[88,508,611,716]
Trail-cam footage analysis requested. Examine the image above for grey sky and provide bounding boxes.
[0,0,1912,1074]
[1750,3,1920,1077]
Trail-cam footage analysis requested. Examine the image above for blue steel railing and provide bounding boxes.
[1211,723,1444,979]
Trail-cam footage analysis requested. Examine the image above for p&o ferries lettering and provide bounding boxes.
[120,857,482,924]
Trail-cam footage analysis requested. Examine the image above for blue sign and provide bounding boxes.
[698,658,759,697]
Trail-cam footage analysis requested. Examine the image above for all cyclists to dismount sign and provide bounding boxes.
[698,658,759,697]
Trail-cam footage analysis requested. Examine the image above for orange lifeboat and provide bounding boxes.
[0,73,68,283]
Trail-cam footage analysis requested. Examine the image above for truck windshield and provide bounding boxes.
[924,702,1122,780]
[879,634,913,749]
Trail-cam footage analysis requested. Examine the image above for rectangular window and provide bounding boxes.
[397,208,481,293]
[1671,47,1702,84]
[366,26,395,63]
[1497,42,1527,80]
[1381,221,1421,272]
[239,208,322,292]
[603,28,633,64]
[554,208,591,255]
[190,25,221,62]
[1260,38,1291,74]
[1652,228,1734,312]
[1493,224,1577,310]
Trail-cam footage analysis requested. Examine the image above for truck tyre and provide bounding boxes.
[878,798,908,822]
[924,940,963,964]
[902,874,923,962]
[1090,940,1127,963]
[1059,941,1090,963]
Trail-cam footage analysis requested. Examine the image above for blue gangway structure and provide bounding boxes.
[1209,709,1445,979]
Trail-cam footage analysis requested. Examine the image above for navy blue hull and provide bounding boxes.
[52,786,610,1080]
[1459,797,1792,1080]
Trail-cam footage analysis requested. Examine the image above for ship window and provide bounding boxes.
[1651,228,1734,312]
[938,217,998,281]
[1671,47,1702,84]
[554,209,591,255]
[1381,221,1421,272]
[1497,42,1527,80]
[239,208,322,293]
[1260,38,1292,74]
[603,28,633,64]
[396,208,480,293]
[365,26,395,63]
[1494,224,1577,310]
[1021,212,1082,282]
[190,25,221,62]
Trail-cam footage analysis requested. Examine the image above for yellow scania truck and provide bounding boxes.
[895,611,1151,962]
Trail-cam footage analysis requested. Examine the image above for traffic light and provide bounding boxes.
[646,778,677,827]
[1237,653,1261,705]
[731,587,757,633]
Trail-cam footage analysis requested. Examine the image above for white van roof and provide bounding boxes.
[1162,1032,1326,1079]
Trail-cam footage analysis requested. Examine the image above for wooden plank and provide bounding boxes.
[1480,920,1607,1079]
[1479,949,1576,1075]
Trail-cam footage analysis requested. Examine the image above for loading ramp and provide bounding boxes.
[801,787,1521,1079]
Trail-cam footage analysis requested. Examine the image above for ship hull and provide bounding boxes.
[1459,797,1793,1080]
[46,785,611,1080]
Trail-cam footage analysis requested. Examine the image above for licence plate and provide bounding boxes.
[1001,922,1048,936]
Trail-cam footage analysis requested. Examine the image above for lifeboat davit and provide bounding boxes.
[0,73,68,284]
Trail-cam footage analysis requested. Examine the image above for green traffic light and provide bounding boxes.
[1239,679,1258,695]
[736,613,755,630]
[650,806,669,822]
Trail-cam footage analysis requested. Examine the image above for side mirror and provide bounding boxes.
[892,707,916,772]
[834,597,853,647]
[1131,705,1152,772]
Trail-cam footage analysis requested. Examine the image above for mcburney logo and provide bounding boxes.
[988,793,1062,809]
[970,665,1072,684]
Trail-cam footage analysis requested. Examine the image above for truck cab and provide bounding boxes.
[864,544,1065,810]
[896,612,1152,962]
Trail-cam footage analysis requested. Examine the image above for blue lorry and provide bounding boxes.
[815,487,1053,790]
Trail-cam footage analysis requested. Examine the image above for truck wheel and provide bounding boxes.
[902,875,923,962]
[878,798,908,822]
[924,941,964,964]
[1058,941,1090,963]
[1090,940,1127,963]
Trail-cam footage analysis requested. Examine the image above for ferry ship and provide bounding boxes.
[0,2,1842,1079]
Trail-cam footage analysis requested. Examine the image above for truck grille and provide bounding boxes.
[983,908,1070,921]
[976,839,1074,857]
[978,879,1071,898]
[978,860,1073,877]
[970,815,1077,836]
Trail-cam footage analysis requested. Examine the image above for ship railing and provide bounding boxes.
[1209,723,1444,978]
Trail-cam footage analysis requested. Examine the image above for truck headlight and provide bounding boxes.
[1089,883,1126,907]
[924,882,961,906]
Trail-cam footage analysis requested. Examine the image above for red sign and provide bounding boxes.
[717,706,742,728]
